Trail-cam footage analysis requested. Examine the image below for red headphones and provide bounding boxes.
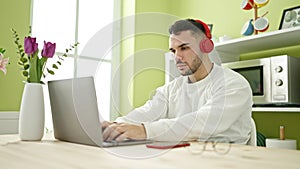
[194,19,214,53]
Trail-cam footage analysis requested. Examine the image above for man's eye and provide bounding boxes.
[170,49,175,53]
[181,46,188,50]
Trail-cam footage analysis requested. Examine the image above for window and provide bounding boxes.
[31,0,117,130]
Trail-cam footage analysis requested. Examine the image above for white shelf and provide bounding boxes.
[252,107,300,112]
[215,27,300,62]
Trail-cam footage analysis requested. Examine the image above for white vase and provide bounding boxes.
[19,83,45,141]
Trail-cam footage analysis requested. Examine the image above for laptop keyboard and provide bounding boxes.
[104,139,152,146]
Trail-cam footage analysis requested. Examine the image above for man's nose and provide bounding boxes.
[174,51,184,62]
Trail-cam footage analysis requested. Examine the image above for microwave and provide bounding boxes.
[222,55,300,106]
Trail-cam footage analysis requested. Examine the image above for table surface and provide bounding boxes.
[1,134,300,169]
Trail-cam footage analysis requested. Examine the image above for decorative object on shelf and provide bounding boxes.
[11,28,79,141]
[219,35,232,42]
[279,6,300,30]
[241,19,255,36]
[240,0,270,36]
[0,48,9,75]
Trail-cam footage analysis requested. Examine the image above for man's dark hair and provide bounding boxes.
[168,19,206,36]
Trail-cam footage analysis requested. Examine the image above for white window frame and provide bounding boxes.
[30,0,121,131]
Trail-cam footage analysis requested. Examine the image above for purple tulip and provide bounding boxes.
[24,36,38,56]
[41,41,56,58]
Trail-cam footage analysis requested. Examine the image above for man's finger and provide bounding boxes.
[102,124,117,140]
[101,121,113,129]
[106,129,122,141]
[115,133,128,142]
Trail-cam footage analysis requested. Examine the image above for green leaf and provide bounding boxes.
[21,57,28,63]
[24,64,30,70]
[47,68,55,75]
[52,64,58,69]
[22,71,28,77]
[57,61,61,65]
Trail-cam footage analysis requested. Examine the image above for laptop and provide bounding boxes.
[48,76,151,147]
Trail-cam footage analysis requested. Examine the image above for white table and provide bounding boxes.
[0,134,299,169]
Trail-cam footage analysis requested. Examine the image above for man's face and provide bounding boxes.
[169,30,203,76]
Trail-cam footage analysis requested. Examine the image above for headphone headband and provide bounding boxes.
[194,19,212,39]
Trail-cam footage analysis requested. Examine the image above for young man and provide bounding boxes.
[102,19,253,144]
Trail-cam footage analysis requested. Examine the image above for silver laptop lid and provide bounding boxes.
[48,76,103,146]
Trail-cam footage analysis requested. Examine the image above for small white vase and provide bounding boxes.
[19,83,45,141]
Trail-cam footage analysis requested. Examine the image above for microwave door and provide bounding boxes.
[223,58,272,105]
[254,58,271,105]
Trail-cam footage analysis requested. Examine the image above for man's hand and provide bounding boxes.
[101,121,146,142]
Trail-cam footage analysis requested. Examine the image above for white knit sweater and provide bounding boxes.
[116,64,253,144]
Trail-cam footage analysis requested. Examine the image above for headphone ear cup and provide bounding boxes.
[199,38,214,53]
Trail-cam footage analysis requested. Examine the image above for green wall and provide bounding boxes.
[128,0,300,149]
[118,0,136,117]
[0,0,32,110]
[132,0,172,107]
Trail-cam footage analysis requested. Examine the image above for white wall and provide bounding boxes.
[0,112,19,134]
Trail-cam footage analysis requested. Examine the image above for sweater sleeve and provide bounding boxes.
[143,72,253,143]
[115,85,169,125]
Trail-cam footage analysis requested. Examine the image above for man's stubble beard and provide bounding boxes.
[179,56,202,76]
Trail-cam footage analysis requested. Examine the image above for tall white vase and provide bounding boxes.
[19,83,45,141]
